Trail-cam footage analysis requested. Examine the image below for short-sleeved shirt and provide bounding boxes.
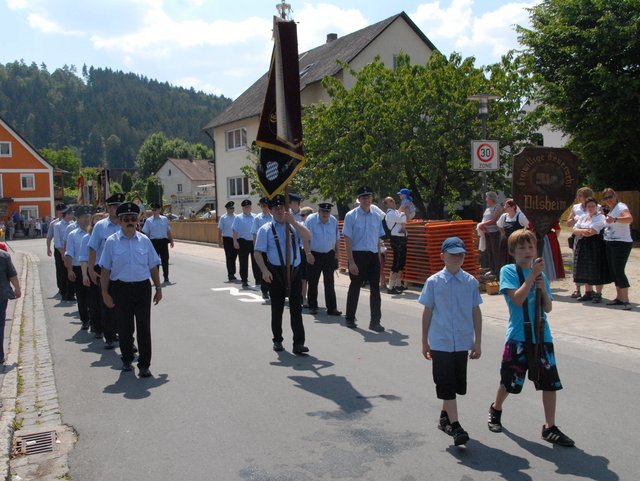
[78,234,91,264]
[64,221,78,240]
[385,208,407,237]
[574,213,605,237]
[342,206,385,253]
[0,251,18,302]
[418,268,482,352]
[232,213,256,241]
[53,219,72,248]
[251,213,273,236]
[604,202,632,242]
[142,215,171,239]
[255,221,302,267]
[47,218,60,241]
[88,217,121,265]
[499,264,553,343]
[305,213,339,253]
[99,230,161,282]
[218,213,237,237]
[65,228,90,266]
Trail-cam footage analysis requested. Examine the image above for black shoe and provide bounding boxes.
[488,404,503,433]
[273,341,284,352]
[121,361,133,372]
[438,411,453,436]
[94,331,103,339]
[133,344,138,353]
[164,277,169,283]
[541,425,575,447]
[262,292,269,300]
[577,291,594,301]
[369,322,385,332]
[104,340,115,349]
[387,287,401,295]
[228,275,237,281]
[398,285,408,291]
[345,319,357,329]
[451,425,469,446]
[242,281,249,288]
[309,307,318,315]
[606,298,624,306]
[327,310,342,316]
[138,367,152,378]
[81,322,89,330]
[292,344,309,354]
[592,293,602,304]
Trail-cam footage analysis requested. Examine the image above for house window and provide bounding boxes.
[168,169,171,176]
[228,176,249,197]
[226,128,248,151]
[20,206,39,221]
[177,184,183,193]
[21,174,35,191]
[0,141,11,157]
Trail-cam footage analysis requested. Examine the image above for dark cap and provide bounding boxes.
[357,186,374,197]
[288,193,303,202]
[259,197,269,205]
[75,205,95,217]
[318,203,333,212]
[269,194,286,208]
[106,193,125,205]
[441,237,466,254]
[55,203,67,212]
[61,205,72,214]
[225,201,235,209]
[116,202,141,217]
[150,202,161,210]
[241,199,252,207]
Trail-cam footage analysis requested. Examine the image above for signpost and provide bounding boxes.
[471,140,499,171]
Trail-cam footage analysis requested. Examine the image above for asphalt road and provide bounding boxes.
[16,238,639,481]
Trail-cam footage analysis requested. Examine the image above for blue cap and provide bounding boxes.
[441,237,466,254]
[397,188,411,196]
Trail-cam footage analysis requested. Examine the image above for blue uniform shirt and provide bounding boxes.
[99,230,161,282]
[88,217,121,266]
[142,215,171,239]
[255,221,302,267]
[500,264,553,343]
[251,212,273,236]
[53,219,72,248]
[305,213,339,253]
[342,206,385,253]
[218,213,236,237]
[418,268,482,352]
[64,221,78,240]
[47,218,60,241]
[78,234,91,264]
[232,213,256,241]
[65,227,90,266]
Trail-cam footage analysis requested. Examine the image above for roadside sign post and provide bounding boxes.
[471,140,500,171]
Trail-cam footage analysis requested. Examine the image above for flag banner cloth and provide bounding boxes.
[255,18,305,198]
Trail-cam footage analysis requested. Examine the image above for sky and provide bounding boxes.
[0,0,540,100]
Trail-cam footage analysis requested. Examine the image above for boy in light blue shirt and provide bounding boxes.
[419,237,482,446]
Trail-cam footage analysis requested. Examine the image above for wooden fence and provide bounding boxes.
[170,219,219,244]
[561,190,639,232]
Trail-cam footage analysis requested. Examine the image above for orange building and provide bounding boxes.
[0,116,55,222]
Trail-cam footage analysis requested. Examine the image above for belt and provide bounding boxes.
[112,280,150,286]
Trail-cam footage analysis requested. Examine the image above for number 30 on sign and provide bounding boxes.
[471,140,500,171]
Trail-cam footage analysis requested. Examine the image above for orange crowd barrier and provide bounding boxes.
[337,219,480,287]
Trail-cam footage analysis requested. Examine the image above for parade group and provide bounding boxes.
[0,184,632,448]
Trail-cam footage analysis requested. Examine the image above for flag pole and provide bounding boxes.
[284,186,291,297]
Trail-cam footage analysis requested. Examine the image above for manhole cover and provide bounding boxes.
[12,430,57,457]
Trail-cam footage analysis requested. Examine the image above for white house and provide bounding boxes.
[155,158,215,215]
[203,12,437,210]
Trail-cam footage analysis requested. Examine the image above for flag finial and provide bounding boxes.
[276,1,292,20]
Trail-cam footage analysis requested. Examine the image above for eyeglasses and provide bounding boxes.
[121,215,138,222]
[603,195,614,200]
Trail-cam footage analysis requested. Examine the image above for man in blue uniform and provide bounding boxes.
[217,201,238,281]
[142,202,174,283]
[305,203,341,316]
[252,197,273,299]
[254,195,312,354]
[54,206,76,301]
[342,186,386,332]
[100,202,162,377]
[64,205,94,329]
[232,199,258,288]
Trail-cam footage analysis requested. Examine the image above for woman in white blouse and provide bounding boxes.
[497,199,528,268]
[567,186,594,298]
[572,197,608,303]
[602,188,634,310]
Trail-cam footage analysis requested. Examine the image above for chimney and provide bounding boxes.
[326,33,338,43]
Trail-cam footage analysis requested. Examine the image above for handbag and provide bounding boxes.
[568,234,575,250]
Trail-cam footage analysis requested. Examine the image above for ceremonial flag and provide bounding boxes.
[255,17,305,198]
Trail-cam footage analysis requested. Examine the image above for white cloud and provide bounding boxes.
[469,2,535,56]
[174,76,223,95]
[294,3,369,51]
[27,12,84,36]
[6,0,29,10]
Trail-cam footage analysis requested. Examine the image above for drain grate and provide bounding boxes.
[12,430,57,457]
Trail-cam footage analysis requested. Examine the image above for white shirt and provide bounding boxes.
[604,202,632,242]
[385,208,407,237]
[496,210,528,229]
[574,213,605,238]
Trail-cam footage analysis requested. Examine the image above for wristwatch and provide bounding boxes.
[614,217,618,223]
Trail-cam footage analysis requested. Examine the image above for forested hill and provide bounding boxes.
[0,61,232,168]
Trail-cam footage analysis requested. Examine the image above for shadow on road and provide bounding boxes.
[503,428,619,481]
[448,437,533,481]
[103,371,170,399]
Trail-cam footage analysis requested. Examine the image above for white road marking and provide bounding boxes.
[211,287,264,303]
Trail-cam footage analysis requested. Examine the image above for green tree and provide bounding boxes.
[135,132,213,178]
[40,146,81,187]
[301,53,542,218]
[517,0,640,189]
[121,171,133,193]
[145,176,163,206]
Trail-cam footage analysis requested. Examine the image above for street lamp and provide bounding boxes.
[468,93,499,207]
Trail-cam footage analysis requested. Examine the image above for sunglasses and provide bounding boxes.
[121,215,138,222]
[603,195,614,200]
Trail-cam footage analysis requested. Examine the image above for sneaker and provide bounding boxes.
[577,291,594,301]
[451,425,470,446]
[437,412,453,435]
[488,404,503,432]
[541,425,575,447]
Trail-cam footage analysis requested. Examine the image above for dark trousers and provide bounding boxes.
[111,280,152,368]
[151,238,170,280]
[55,249,74,298]
[484,231,501,275]
[88,275,103,334]
[307,250,338,311]
[268,264,305,345]
[390,236,408,273]
[0,300,7,360]
[94,265,117,342]
[346,251,381,323]
[606,241,632,288]
[222,236,238,279]
[73,266,90,325]
[237,238,259,284]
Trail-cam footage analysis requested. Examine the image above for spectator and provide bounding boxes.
[566,187,595,298]
[496,199,528,269]
[383,196,408,294]
[477,192,504,276]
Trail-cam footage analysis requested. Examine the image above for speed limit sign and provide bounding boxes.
[471,140,499,171]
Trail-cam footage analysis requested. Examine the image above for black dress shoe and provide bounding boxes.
[273,341,284,352]
[293,344,309,354]
[262,292,270,300]
[81,322,89,330]
[242,281,249,288]
[104,340,115,349]
[345,319,357,329]
[309,307,318,314]
[94,331,103,339]
[369,322,385,333]
[121,361,133,372]
[327,310,343,316]
[138,367,152,378]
